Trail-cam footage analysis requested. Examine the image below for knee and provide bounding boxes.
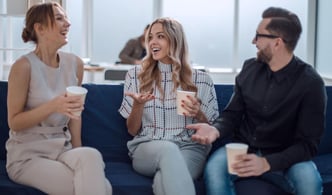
[76,147,103,163]
[288,161,322,190]
[205,147,227,172]
[158,141,181,157]
[205,148,228,178]
[156,141,185,165]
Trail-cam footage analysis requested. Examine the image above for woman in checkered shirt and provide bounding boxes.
[119,17,219,195]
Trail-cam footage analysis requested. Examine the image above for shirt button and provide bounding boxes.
[63,127,68,132]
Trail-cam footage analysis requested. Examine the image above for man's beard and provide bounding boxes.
[256,47,272,64]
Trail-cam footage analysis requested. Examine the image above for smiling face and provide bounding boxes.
[148,23,172,64]
[48,4,71,47]
[35,3,71,48]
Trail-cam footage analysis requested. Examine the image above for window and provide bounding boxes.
[2,0,326,81]
[163,0,234,68]
[90,0,154,63]
[0,0,33,80]
[316,0,332,78]
[237,0,309,68]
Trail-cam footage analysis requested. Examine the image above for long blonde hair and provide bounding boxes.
[138,17,197,98]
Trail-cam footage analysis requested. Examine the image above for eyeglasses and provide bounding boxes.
[255,33,280,41]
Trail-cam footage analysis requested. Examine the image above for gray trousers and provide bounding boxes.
[129,139,211,195]
[10,147,112,195]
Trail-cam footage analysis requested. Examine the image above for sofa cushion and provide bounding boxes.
[318,86,332,155]
[82,83,132,163]
[314,154,332,195]
[0,81,8,161]
[106,162,153,195]
[314,154,332,183]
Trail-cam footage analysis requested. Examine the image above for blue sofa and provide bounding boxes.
[0,80,331,195]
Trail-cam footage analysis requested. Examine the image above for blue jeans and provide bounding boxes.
[204,147,323,195]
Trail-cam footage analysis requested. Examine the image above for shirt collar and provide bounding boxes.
[158,61,172,73]
[267,56,297,83]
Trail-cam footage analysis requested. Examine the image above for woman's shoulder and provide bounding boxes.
[192,69,214,83]
[127,65,142,74]
[58,51,78,60]
[11,54,31,70]
[58,51,83,65]
[18,51,36,65]
[8,55,31,82]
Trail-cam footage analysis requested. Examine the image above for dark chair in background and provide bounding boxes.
[104,69,128,82]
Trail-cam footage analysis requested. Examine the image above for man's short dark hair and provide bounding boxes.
[262,7,302,52]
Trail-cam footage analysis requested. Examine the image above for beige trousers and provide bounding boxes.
[12,147,112,195]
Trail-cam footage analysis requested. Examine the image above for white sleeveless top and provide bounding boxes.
[6,51,79,177]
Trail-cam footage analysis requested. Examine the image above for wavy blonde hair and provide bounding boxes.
[138,17,197,98]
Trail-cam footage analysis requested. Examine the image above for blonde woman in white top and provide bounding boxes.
[119,17,219,195]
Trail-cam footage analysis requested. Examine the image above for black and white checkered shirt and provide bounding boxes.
[119,62,219,142]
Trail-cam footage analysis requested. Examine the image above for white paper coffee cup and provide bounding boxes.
[66,86,88,116]
[226,143,248,175]
[176,90,196,115]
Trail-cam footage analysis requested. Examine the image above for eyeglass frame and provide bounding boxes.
[254,33,280,42]
[254,33,288,43]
